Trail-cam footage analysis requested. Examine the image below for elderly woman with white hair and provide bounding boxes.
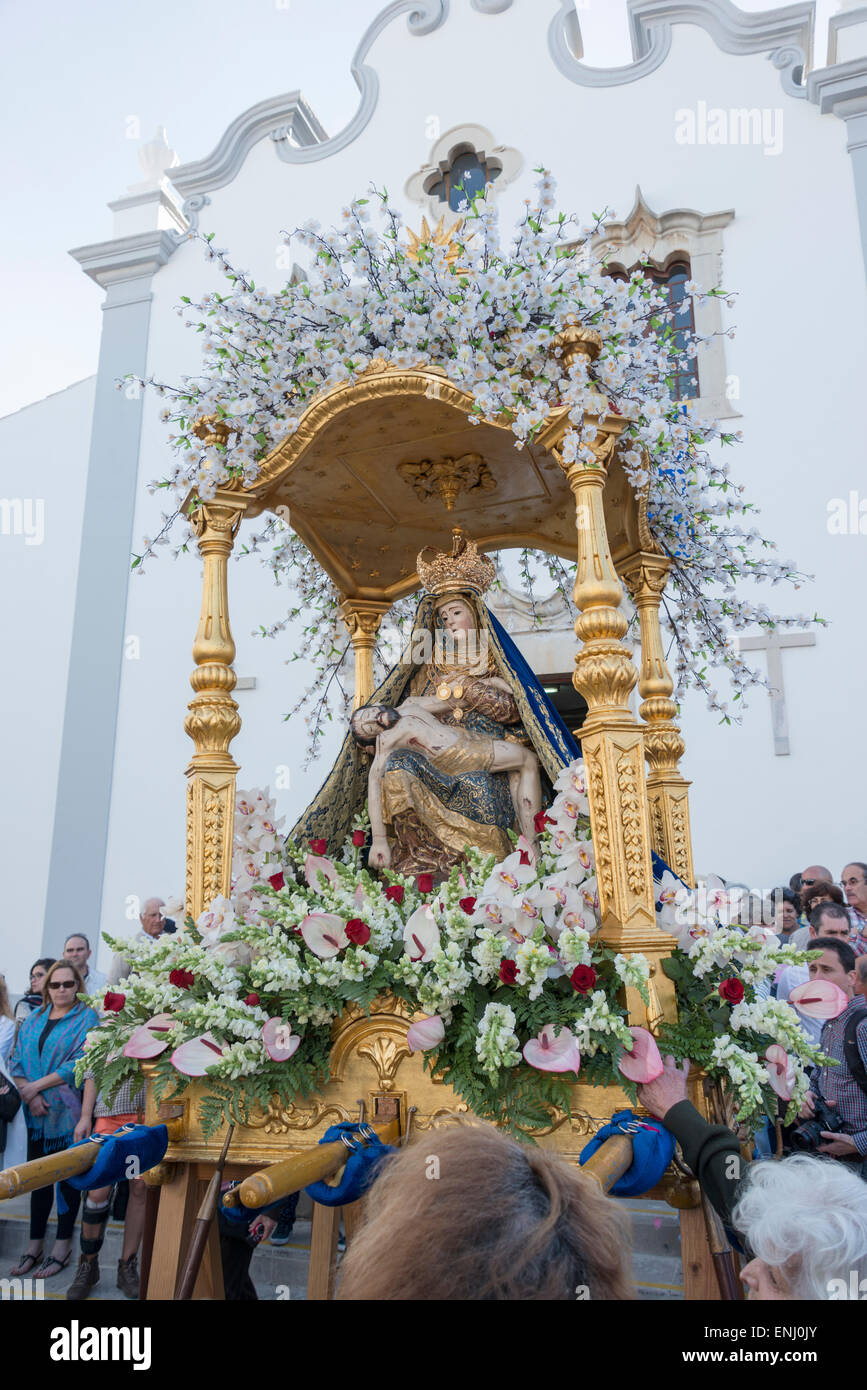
[638,1057,867,1300]
[733,1154,867,1299]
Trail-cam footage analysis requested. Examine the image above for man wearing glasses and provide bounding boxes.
[842,864,867,954]
[790,865,833,947]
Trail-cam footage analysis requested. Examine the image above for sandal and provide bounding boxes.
[9,1249,43,1276]
[35,1251,72,1279]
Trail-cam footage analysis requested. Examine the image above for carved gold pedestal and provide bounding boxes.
[143,996,712,1299]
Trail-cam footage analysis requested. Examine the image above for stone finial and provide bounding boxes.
[130,126,180,191]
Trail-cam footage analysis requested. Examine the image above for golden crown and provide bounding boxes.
[417,528,496,598]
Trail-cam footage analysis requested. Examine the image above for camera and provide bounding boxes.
[787,1097,845,1153]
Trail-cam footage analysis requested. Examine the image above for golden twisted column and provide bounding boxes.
[184,491,247,920]
[620,549,695,886]
[539,326,679,1027]
[561,441,677,1025]
[339,598,391,711]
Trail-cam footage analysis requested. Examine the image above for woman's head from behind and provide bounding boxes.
[735,1154,867,1299]
[336,1119,633,1301]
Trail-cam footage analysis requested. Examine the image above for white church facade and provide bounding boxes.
[3,0,867,987]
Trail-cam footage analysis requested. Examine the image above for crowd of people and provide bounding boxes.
[1,862,866,1302]
[0,900,169,1297]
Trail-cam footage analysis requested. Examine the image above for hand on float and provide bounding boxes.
[636,1055,690,1120]
[73,1117,93,1143]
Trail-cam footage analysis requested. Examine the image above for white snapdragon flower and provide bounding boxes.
[475,1003,521,1078]
[574,991,633,1056]
[557,926,593,968]
[515,937,553,1000]
[471,929,508,985]
[613,952,650,992]
[710,1036,765,1114]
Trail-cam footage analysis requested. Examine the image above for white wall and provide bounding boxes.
[83,2,867,960]
[0,377,95,993]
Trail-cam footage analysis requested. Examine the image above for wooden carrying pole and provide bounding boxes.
[175,1125,234,1302]
[231,1119,401,1210]
[0,1118,185,1198]
[579,1134,634,1193]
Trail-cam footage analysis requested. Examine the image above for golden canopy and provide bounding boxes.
[239,361,650,602]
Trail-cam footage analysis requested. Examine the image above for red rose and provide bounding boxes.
[416,874,434,894]
[103,991,126,1013]
[459,896,477,914]
[534,810,555,834]
[352,830,366,847]
[499,958,518,986]
[268,871,285,891]
[385,884,405,906]
[570,965,597,994]
[169,969,195,990]
[309,839,327,855]
[244,993,260,1006]
[718,977,745,1005]
[345,918,371,946]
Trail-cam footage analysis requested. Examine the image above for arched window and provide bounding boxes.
[427,150,502,212]
[608,260,699,402]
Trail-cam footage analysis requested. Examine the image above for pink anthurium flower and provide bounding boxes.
[304,854,338,890]
[262,1017,301,1062]
[523,1024,582,1073]
[618,1027,664,1083]
[516,834,537,867]
[765,1044,795,1101]
[300,913,348,959]
[170,1032,227,1077]
[788,979,849,1019]
[406,1014,445,1053]
[402,905,440,963]
[123,1013,174,1060]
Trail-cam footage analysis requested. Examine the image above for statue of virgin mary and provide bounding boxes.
[291,531,580,880]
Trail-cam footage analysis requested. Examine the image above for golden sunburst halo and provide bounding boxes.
[404,215,466,268]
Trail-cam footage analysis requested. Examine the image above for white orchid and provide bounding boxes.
[484,850,538,904]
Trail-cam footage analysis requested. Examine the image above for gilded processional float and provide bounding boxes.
[1,191,824,1300]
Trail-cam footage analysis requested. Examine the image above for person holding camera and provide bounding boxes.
[796,936,867,1171]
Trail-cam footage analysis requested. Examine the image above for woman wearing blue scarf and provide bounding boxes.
[7,959,98,1279]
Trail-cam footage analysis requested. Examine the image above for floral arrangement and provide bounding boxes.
[80,766,837,1140]
[128,170,820,759]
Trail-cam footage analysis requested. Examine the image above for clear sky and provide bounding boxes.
[0,0,839,418]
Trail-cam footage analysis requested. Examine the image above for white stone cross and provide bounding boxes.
[734,631,815,756]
